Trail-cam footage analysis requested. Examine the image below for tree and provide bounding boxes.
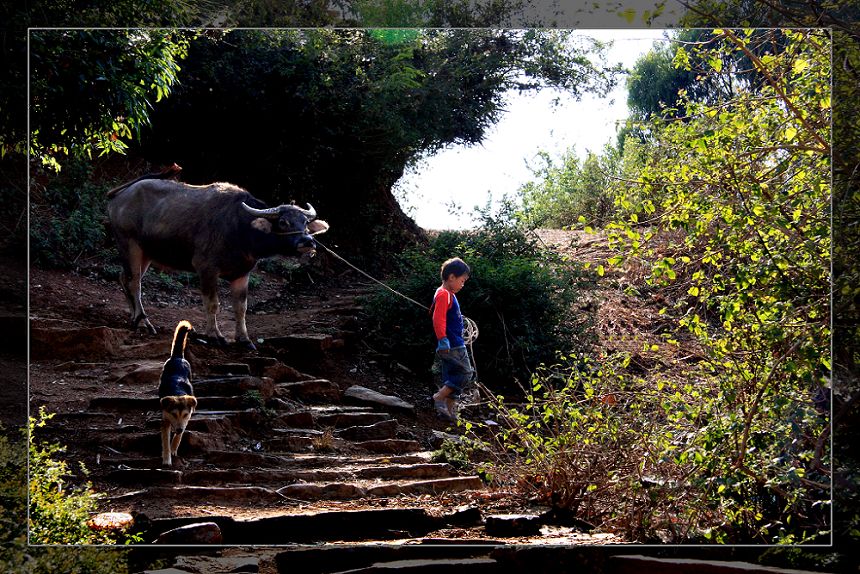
[29,30,191,171]
[132,28,619,257]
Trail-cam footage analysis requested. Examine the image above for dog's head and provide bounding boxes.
[160,395,197,432]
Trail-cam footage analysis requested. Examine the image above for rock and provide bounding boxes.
[335,419,398,441]
[155,521,223,544]
[112,361,163,386]
[484,514,543,537]
[343,386,415,413]
[430,430,462,449]
[31,325,120,360]
[87,511,135,533]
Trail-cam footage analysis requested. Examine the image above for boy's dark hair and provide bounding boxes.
[441,257,470,281]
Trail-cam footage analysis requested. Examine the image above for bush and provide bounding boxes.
[466,351,831,544]
[30,159,112,269]
[361,201,595,393]
[28,408,141,546]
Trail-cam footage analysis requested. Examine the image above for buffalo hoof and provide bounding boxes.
[131,317,158,335]
[236,340,257,352]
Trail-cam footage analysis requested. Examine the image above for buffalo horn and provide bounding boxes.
[296,203,317,220]
[241,203,281,219]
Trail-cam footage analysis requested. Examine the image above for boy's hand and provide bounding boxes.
[437,337,450,352]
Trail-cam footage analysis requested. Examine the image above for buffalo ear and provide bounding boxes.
[250,217,273,234]
[308,219,329,235]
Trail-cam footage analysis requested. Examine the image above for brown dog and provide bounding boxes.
[158,320,197,466]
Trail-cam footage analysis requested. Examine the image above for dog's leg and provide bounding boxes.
[170,429,184,458]
[161,418,172,466]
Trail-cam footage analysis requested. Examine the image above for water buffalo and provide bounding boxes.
[106,165,329,349]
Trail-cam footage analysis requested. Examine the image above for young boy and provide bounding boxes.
[431,257,474,422]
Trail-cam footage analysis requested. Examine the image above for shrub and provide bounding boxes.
[28,408,140,546]
[360,201,596,393]
[30,159,113,269]
[466,351,831,544]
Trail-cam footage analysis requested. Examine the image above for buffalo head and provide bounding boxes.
[242,202,329,256]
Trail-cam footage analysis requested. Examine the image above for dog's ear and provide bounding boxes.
[185,396,198,409]
[160,396,177,409]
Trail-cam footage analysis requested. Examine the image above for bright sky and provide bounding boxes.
[394,29,669,230]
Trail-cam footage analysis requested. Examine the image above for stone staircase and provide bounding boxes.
[42,354,490,546]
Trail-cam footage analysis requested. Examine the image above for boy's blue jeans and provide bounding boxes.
[435,346,474,399]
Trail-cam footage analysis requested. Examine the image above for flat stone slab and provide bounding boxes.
[236,508,439,544]
[354,439,421,454]
[343,386,415,413]
[106,468,183,485]
[366,476,484,497]
[155,521,223,545]
[315,411,390,428]
[352,463,456,481]
[335,558,499,574]
[113,485,284,504]
[263,333,334,354]
[277,482,367,500]
[335,419,398,441]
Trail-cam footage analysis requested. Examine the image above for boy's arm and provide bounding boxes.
[432,289,450,341]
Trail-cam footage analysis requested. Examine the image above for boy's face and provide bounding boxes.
[444,273,469,294]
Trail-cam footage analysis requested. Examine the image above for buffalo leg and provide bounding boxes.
[196,266,228,346]
[230,275,256,350]
[118,239,156,334]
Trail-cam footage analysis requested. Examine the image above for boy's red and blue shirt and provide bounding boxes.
[432,285,465,348]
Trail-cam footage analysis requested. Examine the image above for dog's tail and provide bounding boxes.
[170,320,194,359]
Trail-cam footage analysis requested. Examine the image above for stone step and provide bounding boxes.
[314,411,391,428]
[273,545,494,574]
[110,485,285,505]
[101,430,226,456]
[334,419,398,441]
[263,333,334,355]
[192,375,274,399]
[277,476,484,501]
[330,558,501,574]
[103,451,434,471]
[144,507,457,545]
